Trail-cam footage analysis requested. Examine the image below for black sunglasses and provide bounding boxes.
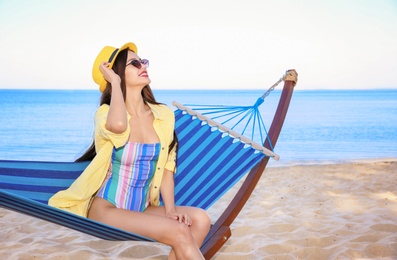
[126,59,149,69]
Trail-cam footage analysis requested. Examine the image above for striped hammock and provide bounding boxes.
[0,100,277,238]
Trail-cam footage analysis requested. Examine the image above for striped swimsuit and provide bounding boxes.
[96,142,160,212]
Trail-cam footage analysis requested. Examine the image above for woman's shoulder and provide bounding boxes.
[150,103,174,118]
[93,104,110,121]
[96,104,110,113]
[157,103,173,113]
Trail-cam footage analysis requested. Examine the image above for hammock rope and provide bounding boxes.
[172,102,280,161]
[183,72,289,150]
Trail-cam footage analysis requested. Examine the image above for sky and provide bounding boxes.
[0,0,396,90]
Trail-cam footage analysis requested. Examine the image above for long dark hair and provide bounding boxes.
[76,49,178,162]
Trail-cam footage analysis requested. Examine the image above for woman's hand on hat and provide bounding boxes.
[99,62,121,85]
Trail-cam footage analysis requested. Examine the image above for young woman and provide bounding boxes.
[49,42,210,259]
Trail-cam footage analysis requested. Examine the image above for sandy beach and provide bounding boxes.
[1,159,396,259]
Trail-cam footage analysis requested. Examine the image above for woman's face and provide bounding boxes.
[124,50,151,88]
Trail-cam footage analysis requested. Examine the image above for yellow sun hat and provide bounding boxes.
[92,42,138,92]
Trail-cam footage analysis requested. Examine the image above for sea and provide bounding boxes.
[0,89,396,166]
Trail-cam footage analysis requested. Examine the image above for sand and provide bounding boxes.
[1,159,396,259]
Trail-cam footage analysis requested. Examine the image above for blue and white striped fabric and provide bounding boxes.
[173,109,266,209]
[0,161,89,204]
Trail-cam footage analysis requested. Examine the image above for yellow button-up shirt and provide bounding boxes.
[48,103,176,217]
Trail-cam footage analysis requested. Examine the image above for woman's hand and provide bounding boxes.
[99,61,121,86]
[166,210,192,226]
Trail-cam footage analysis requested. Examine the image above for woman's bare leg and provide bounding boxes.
[144,205,211,260]
[88,198,205,260]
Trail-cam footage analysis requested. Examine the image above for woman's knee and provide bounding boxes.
[192,208,211,230]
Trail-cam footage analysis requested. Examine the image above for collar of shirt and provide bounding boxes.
[147,103,166,121]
